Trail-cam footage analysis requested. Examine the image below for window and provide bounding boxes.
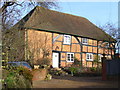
[67,53,74,62]
[82,38,88,44]
[86,53,93,61]
[63,35,71,45]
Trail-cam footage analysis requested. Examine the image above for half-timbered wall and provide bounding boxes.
[26,29,115,67]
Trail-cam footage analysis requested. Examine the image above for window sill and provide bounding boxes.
[86,59,93,61]
[82,43,88,45]
[67,61,74,63]
[63,43,71,45]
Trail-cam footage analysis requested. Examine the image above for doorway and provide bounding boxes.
[52,51,60,68]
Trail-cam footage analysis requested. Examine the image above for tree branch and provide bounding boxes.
[1,2,15,12]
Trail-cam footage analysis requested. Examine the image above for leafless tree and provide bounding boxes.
[27,32,51,65]
[99,22,118,39]
[99,22,119,57]
[1,0,58,30]
[1,0,58,62]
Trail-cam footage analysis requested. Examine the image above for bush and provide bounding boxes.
[63,67,101,77]
[45,74,52,80]
[16,66,33,82]
[90,67,97,72]
[72,57,82,67]
[89,67,102,73]
[49,68,68,76]
[2,66,33,89]
[37,58,50,66]
[4,72,29,88]
[69,67,79,76]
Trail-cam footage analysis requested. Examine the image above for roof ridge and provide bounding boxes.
[36,6,86,19]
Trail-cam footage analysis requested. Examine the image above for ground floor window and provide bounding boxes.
[86,53,93,61]
[67,53,74,62]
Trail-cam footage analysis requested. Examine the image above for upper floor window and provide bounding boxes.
[82,38,88,44]
[63,35,71,45]
[67,53,74,62]
[86,53,93,61]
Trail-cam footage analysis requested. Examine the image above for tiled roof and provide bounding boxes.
[13,6,116,42]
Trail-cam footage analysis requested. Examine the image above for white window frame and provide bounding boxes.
[66,53,74,62]
[86,53,93,61]
[63,35,71,45]
[82,38,88,44]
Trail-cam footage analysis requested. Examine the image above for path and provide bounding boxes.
[33,76,118,88]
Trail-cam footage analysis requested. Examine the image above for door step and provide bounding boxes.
[54,68,61,71]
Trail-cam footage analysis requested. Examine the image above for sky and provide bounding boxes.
[19,2,118,28]
[52,2,118,28]
[53,2,119,53]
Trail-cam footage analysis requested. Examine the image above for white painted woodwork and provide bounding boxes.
[52,52,59,68]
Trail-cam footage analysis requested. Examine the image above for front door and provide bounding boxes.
[52,52,59,68]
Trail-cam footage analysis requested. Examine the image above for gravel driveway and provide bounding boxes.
[33,75,119,88]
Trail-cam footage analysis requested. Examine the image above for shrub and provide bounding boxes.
[37,58,50,66]
[69,67,78,76]
[4,72,32,88]
[2,66,33,89]
[90,67,97,72]
[45,74,52,80]
[16,66,33,82]
[49,68,68,76]
[73,57,82,67]
[62,66,101,77]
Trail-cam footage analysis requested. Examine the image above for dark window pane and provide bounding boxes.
[90,55,92,59]
[71,59,73,61]
[71,54,73,58]
[68,54,70,58]
[68,59,70,61]
[87,54,89,59]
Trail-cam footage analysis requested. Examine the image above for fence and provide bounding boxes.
[106,59,120,76]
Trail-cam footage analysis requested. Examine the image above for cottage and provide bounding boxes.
[7,6,116,68]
